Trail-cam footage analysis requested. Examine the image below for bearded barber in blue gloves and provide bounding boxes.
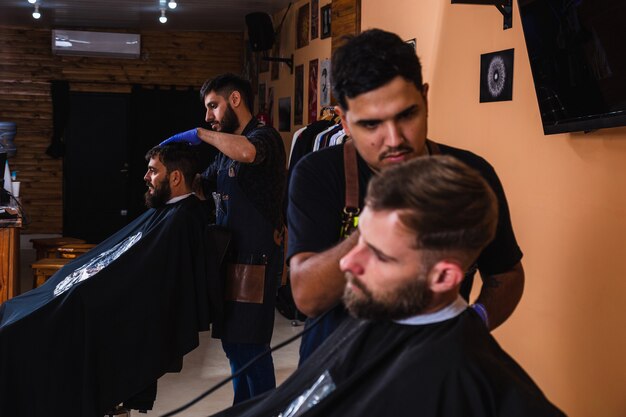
[162,73,287,404]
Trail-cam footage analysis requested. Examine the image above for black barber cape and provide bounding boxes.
[213,309,566,417]
[0,195,223,417]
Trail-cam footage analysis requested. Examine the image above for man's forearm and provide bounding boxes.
[475,262,525,330]
[289,232,359,317]
[198,128,256,163]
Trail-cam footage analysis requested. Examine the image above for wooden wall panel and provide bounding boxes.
[0,25,243,233]
[331,0,361,53]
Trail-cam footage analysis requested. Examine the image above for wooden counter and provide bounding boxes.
[0,216,21,304]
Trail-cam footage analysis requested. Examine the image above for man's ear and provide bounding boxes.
[230,91,242,108]
[427,260,464,294]
[169,169,182,187]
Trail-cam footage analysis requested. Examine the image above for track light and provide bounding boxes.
[159,8,167,23]
[168,0,177,9]
[32,4,41,19]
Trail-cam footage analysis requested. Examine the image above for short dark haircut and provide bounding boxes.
[366,155,497,267]
[332,28,424,110]
[145,143,200,187]
[200,73,254,112]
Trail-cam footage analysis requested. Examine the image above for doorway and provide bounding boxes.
[63,87,215,243]
[63,92,131,243]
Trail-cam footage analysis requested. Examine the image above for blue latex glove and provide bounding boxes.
[160,129,201,146]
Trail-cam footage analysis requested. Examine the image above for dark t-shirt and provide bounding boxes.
[287,141,522,273]
[202,119,287,229]
[287,140,523,362]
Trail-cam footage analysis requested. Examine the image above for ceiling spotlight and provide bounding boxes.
[168,0,177,9]
[28,0,37,4]
[159,9,167,23]
[32,4,41,19]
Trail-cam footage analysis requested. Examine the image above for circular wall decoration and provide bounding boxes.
[479,48,514,103]
[487,56,506,98]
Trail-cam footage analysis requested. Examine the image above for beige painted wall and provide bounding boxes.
[363,1,626,417]
[258,0,333,152]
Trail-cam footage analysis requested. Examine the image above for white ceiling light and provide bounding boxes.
[159,8,167,23]
[27,0,37,4]
[32,4,41,19]
[168,0,177,10]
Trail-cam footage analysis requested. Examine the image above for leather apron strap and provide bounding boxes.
[426,139,441,155]
[343,139,359,210]
[340,139,360,239]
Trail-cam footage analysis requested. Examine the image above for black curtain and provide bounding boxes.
[128,85,216,220]
[47,80,70,158]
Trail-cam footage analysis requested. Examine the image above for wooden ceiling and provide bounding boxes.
[0,0,293,32]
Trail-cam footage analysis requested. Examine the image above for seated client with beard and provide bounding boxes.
[209,155,565,417]
[0,143,225,417]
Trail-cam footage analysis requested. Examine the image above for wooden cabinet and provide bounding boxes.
[0,224,20,304]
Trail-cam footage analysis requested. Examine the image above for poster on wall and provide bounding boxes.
[308,59,319,123]
[258,83,266,112]
[244,43,258,93]
[320,58,331,107]
[480,48,514,103]
[297,4,310,49]
[294,64,304,125]
[268,86,275,127]
[271,36,281,80]
[259,52,269,73]
[279,97,291,132]
[311,0,319,40]
[321,4,331,39]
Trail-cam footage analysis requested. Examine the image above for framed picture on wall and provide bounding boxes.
[258,83,266,112]
[297,4,310,49]
[320,58,331,106]
[244,43,258,93]
[259,52,269,73]
[480,48,514,103]
[311,0,319,40]
[321,5,331,39]
[308,59,319,123]
[271,38,280,80]
[268,86,275,126]
[294,64,304,125]
[278,97,291,132]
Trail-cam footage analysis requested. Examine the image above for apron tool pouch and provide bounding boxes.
[225,263,266,303]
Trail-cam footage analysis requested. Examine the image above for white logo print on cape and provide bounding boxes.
[54,232,142,296]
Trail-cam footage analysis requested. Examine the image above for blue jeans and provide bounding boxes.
[221,341,276,404]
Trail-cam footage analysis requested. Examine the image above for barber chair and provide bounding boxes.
[30,242,95,288]
[30,257,71,288]
[30,236,86,260]
[58,243,97,259]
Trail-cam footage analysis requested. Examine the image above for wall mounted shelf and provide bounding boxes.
[451,0,513,30]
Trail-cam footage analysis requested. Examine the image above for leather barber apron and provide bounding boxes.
[213,154,281,344]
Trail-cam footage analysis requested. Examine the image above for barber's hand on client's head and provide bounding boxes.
[160,128,201,146]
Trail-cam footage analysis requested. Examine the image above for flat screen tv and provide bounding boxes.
[517,0,626,135]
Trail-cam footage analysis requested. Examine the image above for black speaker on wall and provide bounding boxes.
[246,12,275,52]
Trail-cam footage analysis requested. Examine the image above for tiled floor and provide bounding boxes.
[18,236,302,417]
[147,314,302,417]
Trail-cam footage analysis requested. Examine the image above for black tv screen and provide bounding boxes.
[518,0,626,135]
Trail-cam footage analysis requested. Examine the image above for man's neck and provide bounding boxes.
[234,112,254,136]
[166,191,193,205]
[394,296,467,326]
